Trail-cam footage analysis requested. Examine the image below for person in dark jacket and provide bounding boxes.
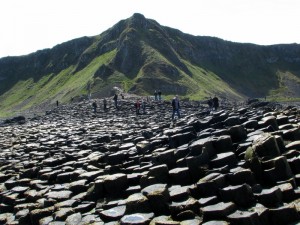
[113,94,118,109]
[154,90,158,101]
[212,96,219,111]
[158,90,162,101]
[134,99,141,115]
[92,101,97,113]
[141,98,146,114]
[171,95,180,120]
[207,97,213,110]
[103,98,107,111]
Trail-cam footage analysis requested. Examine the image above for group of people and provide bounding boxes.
[207,96,219,111]
[134,99,146,115]
[154,90,162,101]
[91,92,220,120]
[92,98,107,113]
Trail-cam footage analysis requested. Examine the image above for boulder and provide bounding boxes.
[120,213,154,225]
[169,167,192,185]
[252,133,280,158]
[269,205,300,225]
[141,184,170,215]
[202,202,236,222]
[125,193,151,214]
[219,184,255,207]
[228,125,247,143]
[103,173,128,197]
[227,210,260,225]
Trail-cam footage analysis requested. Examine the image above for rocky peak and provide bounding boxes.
[127,13,149,31]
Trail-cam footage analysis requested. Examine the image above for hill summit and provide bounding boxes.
[0,13,300,116]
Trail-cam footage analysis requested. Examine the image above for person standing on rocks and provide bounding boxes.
[158,90,162,101]
[92,100,97,113]
[154,90,158,101]
[207,97,213,111]
[212,96,219,111]
[172,95,181,120]
[113,94,118,109]
[56,100,59,107]
[134,99,141,115]
[141,98,146,114]
[103,98,107,111]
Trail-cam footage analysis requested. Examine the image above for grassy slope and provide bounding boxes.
[183,60,243,100]
[268,70,300,101]
[0,50,116,117]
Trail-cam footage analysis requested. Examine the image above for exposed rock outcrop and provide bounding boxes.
[0,98,300,224]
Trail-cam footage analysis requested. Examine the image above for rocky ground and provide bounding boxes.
[0,97,300,225]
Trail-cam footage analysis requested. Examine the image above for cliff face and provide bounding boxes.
[0,13,300,115]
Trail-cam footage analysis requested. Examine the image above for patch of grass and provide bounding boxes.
[268,70,300,101]
[0,50,116,117]
[182,60,243,100]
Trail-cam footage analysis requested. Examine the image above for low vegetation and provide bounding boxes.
[0,13,300,117]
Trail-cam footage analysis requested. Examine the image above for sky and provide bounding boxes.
[0,0,299,58]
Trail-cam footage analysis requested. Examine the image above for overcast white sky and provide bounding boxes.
[0,0,299,58]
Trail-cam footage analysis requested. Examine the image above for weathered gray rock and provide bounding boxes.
[120,213,154,225]
[45,190,73,201]
[147,164,169,183]
[169,197,201,219]
[189,138,216,158]
[169,167,192,185]
[141,184,170,215]
[103,173,128,196]
[262,156,293,184]
[212,135,234,153]
[269,204,300,225]
[255,187,282,207]
[210,152,238,169]
[99,205,126,222]
[219,184,255,207]
[125,193,151,214]
[1,99,300,224]
[252,133,281,158]
[202,221,229,225]
[227,168,256,186]
[227,210,260,225]
[30,206,55,225]
[53,207,75,221]
[65,212,82,225]
[150,215,180,225]
[285,140,300,151]
[202,202,236,222]
[195,173,226,198]
[228,125,247,143]
[259,115,279,131]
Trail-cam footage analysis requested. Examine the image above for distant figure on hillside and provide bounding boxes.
[134,99,141,115]
[92,101,97,113]
[103,98,107,111]
[212,96,219,111]
[154,90,158,101]
[56,100,59,107]
[158,90,162,101]
[113,94,118,109]
[171,95,181,120]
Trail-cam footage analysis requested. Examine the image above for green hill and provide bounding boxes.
[0,13,300,117]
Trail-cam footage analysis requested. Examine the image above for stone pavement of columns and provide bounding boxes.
[0,98,299,224]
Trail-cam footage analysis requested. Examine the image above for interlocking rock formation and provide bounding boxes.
[0,98,300,224]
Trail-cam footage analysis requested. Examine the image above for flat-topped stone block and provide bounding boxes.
[202,202,236,222]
